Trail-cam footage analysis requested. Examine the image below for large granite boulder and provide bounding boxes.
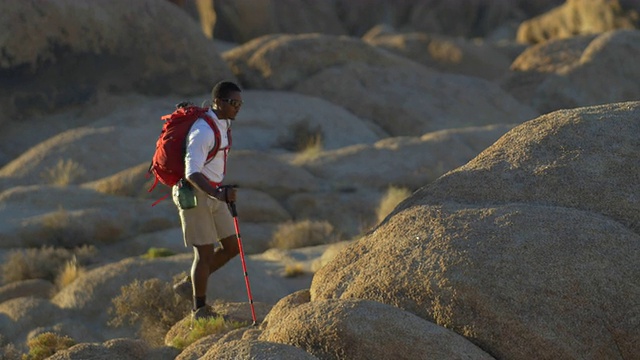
[502,29,640,114]
[0,185,178,249]
[409,102,640,231]
[310,102,640,359]
[364,26,514,80]
[200,340,319,360]
[223,34,416,91]
[0,279,55,304]
[183,0,564,41]
[0,0,234,125]
[213,0,346,43]
[260,295,494,360]
[224,34,537,136]
[48,338,178,360]
[229,90,384,151]
[516,0,638,44]
[297,124,516,190]
[0,297,67,344]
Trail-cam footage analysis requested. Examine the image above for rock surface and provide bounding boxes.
[310,102,640,359]
[0,0,234,125]
[503,30,640,114]
[517,0,638,44]
[261,296,494,360]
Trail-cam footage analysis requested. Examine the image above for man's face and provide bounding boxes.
[215,91,243,120]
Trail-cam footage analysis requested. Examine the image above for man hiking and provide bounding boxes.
[172,80,243,320]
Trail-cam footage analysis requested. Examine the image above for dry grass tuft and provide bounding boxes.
[0,334,22,360]
[278,121,325,163]
[109,278,191,347]
[85,164,154,198]
[40,159,87,186]
[141,247,176,259]
[54,257,85,290]
[283,263,306,278]
[270,220,339,250]
[292,134,323,164]
[376,186,412,223]
[278,121,324,152]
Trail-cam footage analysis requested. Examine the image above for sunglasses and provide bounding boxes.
[219,98,243,108]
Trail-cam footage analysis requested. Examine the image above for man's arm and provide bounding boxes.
[186,172,236,203]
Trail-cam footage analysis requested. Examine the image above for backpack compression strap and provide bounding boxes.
[202,116,232,171]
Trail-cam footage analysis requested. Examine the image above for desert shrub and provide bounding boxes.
[141,247,176,259]
[20,207,85,248]
[376,186,412,223]
[40,159,87,186]
[0,344,21,360]
[0,335,22,360]
[19,206,125,248]
[109,278,191,346]
[23,332,75,360]
[170,317,248,350]
[1,245,96,285]
[270,220,339,250]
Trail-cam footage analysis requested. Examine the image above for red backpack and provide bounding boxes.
[148,103,232,199]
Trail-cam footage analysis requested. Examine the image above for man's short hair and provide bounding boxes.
[212,81,242,100]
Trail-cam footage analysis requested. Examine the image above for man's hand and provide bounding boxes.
[214,185,237,203]
[185,173,237,203]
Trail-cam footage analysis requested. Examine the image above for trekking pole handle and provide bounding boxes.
[229,202,238,217]
[218,184,239,216]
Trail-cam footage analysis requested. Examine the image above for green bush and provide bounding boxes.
[171,317,248,350]
[23,332,75,360]
[109,278,191,346]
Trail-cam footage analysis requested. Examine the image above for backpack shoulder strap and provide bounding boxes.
[201,113,222,162]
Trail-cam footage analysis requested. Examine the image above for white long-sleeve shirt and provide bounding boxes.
[184,108,230,183]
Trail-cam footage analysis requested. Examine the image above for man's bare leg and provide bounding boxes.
[208,235,239,274]
[190,237,239,309]
[191,244,215,308]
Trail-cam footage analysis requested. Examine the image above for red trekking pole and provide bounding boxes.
[228,199,258,326]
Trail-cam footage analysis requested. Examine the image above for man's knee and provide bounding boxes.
[194,244,215,262]
[221,235,240,256]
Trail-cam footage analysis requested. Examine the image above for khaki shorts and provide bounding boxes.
[173,185,236,247]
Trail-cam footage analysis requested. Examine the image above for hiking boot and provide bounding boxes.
[191,305,219,321]
[172,275,193,301]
